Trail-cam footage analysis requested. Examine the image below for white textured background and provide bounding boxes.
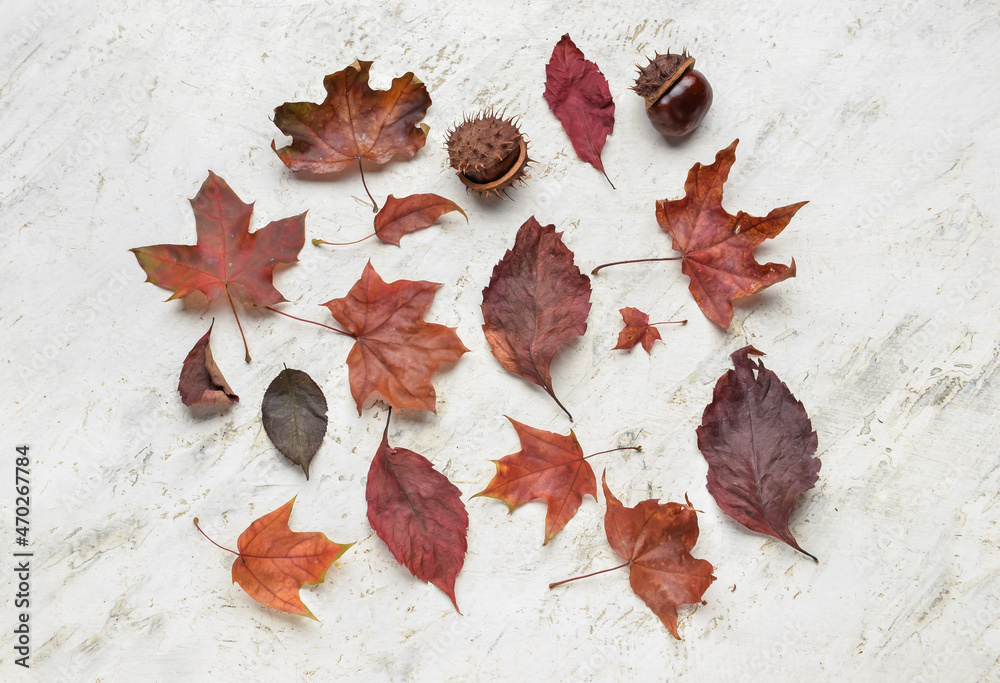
[2,1,999,681]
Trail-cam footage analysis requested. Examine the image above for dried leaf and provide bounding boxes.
[131,172,305,307]
[656,140,805,328]
[272,61,430,174]
[366,411,468,611]
[322,261,468,414]
[612,307,661,353]
[696,345,820,560]
[374,193,467,246]
[481,216,592,420]
[474,417,596,544]
[543,34,615,185]
[178,321,239,406]
[199,498,352,620]
[603,475,715,639]
[262,368,329,479]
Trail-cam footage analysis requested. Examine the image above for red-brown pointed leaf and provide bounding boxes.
[481,216,592,420]
[230,498,352,619]
[474,417,596,544]
[366,414,468,611]
[543,34,615,183]
[178,322,239,406]
[261,368,328,479]
[321,261,468,414]
[696,345,820,560]
[603,474,715,639]
[613,307,661,353]
[272,61,431,173]
[130,172,305,307]
[655,140,806,328]
[374,193,467,246]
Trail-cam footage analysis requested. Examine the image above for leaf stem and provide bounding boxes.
[548,561,630,589]
[648,320,687,326]
[193,518,239,556]
[225,285,251,362]
[591,257,683,275]
[264,306,355,338]
[582,446,642,461]
[601,168,615,190]
[312,233,376,247]
[545,386,574,422]
[358,158,378,213]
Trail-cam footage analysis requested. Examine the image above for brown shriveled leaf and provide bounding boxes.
[656,140,806,328]
[543,34,615,186]
[481,216,592,420]
[321,261,468,414]
[261,368,328,479]
[473,417,596,544]
[178,321,239,407]
[602,475,715,639]
[613,307,661,354]
[195,498,352,620]
[272,61,430,174]
[697,345,820,560]
[374,193,467,246]
[366,411,468,611]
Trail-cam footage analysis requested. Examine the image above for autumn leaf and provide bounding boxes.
[262,368,328,479]
[592,140,805,329]
[178,321,239,407]
[130,171,306,360]
[481,216,592,420]
[272,61,431,210]
[697,346,820,560]
[550,474,716,640]
[543,34,615,187]
[474,418,594,545]
[321,261,468,415]
[194,498,352,619]
[367,410,468,611]
[313,193,467,248]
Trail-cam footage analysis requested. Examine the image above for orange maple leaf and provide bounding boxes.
[195,498,352,619]
[321,261,468,414]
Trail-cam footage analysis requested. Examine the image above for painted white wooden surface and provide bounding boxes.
[2,1,998,681]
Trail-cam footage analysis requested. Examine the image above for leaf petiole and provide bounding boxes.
[582,446,641,461]
[548,561,630,589]
[591,256,682,276]
[193,518,239,556]
[357,158,378,213]
[312,233,376,247]
[225,285,251,362]
[264,306,354,338]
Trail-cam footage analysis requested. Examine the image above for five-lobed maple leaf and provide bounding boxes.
[481,216,592,420]
[321,261,468,415]
[130,171,306,360]
[366,410,468,611]
[543,34,615,187]
[194,498,352,619]
[612,307,687,353]
[592,140,805,328]
[550,474,716,640]
[272,61,431,211]
[178,321,239,407]
[697,345,820,560]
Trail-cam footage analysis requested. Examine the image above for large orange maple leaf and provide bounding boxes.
[321,261,468,414]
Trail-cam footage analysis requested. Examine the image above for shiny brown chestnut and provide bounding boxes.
[632,51,713,139]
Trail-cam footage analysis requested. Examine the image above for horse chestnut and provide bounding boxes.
[446,110,531,199]
[632,51,712,139]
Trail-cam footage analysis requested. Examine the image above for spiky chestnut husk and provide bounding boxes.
[632,50,713,138]
[446,111,531,199]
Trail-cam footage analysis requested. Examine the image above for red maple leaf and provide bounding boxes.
[697,346,820,560]
[613,307,661,353]
[481,216,592,420]
[543,34,615,186]
[130,172,306,360]
[656,140,805,328]
[272,61,431,210]
[366,411,468,611]
[194,498,352,619]
[474,417,597,545]
[321,261,468,414]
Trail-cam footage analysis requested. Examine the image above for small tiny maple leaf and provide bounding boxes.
[195,498,352,619]
[612,307,687,353]
[474,417,596,545]
[321,261,468,414]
